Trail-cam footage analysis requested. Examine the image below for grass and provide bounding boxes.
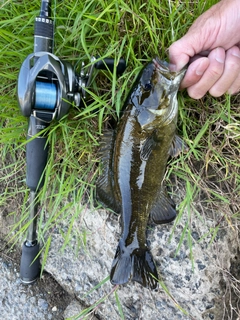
[0,0,239,319]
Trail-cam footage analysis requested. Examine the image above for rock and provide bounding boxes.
[64,300,84,319]
[0,257,55,320]
[52,306,58,312]
[0,237,73,320]
[44,204,239,320]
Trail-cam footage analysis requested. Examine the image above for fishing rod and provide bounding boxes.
[17,0,126,284]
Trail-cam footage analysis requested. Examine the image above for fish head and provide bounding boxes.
[133,57,186,129]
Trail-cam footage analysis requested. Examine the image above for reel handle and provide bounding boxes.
[94,57,126,75]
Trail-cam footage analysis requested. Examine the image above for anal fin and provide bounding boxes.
[150,188,177,224]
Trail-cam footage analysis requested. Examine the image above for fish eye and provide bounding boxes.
[144,82,152,91]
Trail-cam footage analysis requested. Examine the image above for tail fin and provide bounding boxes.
[110,239,158,290]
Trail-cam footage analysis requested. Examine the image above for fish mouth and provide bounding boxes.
[153,57,187,80]
[148,57,183,124]
[153,57,169,72]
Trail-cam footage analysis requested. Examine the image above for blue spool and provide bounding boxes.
[35,81,57,110]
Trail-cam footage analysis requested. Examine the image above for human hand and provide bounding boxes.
[168,0,240,99]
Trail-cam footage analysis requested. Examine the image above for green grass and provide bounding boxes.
[0,0,239,319]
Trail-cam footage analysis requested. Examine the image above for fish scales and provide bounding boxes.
[96,58,186,289]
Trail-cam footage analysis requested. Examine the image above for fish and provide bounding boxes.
[96,57,186,290]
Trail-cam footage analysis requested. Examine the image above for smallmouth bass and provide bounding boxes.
[96,58,186,289]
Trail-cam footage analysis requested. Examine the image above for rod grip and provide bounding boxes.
[20,241,40,284]
[94,58,126,75]
[26,135,49,191]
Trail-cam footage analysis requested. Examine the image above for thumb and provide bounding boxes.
[168,0,229,71]
[168,34,201,71]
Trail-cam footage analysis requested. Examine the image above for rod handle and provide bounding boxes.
[20,241,40,284]
[26,135,49,191]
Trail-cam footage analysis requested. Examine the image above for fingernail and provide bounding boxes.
[196,68,204,76]
[196,60,204,76]
[231,47,240,58]
[215,47,224,63]
[169,63,177,71]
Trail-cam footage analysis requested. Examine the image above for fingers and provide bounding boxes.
[187,47,226,99]
[180,57,209,90]
[168,39,195,71]
[229,73,240,95]
[209,46,240,96]
[181,46,240,99]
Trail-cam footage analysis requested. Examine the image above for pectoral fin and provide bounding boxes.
[96,130,121,213]
[168,135,188,157]
[140,136,157,161]
[150,188,177,224]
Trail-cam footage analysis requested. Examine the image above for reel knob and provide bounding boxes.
[94,57,126,75]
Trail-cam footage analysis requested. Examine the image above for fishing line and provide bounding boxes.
[35,81,57,110]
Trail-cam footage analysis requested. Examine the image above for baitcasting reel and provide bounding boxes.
[18,52,126,123]
[17,0,126,284]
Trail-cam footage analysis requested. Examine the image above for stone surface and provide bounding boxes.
[64,300,87,319]
[44,202,239,320]
[1,162,239,320]
[0,253,71,320]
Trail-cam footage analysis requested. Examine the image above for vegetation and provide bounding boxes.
[0,0,239,319]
